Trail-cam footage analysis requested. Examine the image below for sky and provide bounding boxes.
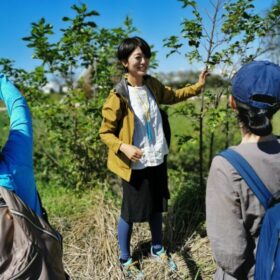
[0,0,277,74]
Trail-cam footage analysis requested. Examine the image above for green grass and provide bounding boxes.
[37,180,122,218]
[37,182,95,217]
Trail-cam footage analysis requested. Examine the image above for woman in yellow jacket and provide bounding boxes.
[99,36,208,278]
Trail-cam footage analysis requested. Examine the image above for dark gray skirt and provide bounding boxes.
[121,160,170,223]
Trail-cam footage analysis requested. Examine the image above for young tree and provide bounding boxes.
[164,0,280,187]
[263,0,280,64]
[0,3,138,189]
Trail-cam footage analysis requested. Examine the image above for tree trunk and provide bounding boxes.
[199,92,204,188]
[225,101,230,149]
[208,132,215,169]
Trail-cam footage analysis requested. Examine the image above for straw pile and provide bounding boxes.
[51,192,216,279]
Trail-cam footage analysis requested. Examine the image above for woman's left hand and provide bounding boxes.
[198,68,209,85]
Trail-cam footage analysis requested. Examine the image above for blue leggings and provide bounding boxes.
[118,212,163,260]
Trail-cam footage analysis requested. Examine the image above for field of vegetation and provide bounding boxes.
[1,97,280,279]
[0,0,279,279]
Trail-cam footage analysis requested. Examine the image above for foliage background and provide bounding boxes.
[0,1,280,279]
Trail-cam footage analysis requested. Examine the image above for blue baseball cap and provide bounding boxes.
[231,61,280,109]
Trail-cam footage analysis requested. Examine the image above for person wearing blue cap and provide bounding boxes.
[0,74,42,216]
[206,61,280,279]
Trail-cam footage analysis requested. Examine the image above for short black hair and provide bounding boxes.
[117,36,151,62]
[235,99,280,136]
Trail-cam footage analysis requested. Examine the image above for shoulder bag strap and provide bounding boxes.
[219,148,272,210]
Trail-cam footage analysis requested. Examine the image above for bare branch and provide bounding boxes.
[205,0,224,64]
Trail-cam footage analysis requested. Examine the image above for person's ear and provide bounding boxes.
[229,95,237,109]
[122,60,128,68]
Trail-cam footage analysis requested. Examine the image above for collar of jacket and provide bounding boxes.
[114,74,158,108]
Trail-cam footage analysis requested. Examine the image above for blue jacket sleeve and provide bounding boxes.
[0,74,42,216]
[0,73,33,165]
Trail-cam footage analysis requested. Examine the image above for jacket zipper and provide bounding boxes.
[9,251,39,280]
[10,209,60,241]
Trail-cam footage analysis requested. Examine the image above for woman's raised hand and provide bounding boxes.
[198,68,209,85]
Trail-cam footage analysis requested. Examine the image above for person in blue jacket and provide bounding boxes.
[0,73,42,216]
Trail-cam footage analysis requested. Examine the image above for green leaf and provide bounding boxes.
[178,0,196,9]
[62,17,71,22]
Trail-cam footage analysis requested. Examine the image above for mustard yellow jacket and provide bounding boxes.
[99,75,204,182]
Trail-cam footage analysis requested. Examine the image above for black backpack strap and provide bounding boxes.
[36,191,50,224]
[159,109,171,148]
[219,148,273,210]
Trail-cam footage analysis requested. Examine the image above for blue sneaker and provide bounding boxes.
[150,246,177,271]
[120,258,144,280]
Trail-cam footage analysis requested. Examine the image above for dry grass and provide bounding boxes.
[50,191,216,280]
